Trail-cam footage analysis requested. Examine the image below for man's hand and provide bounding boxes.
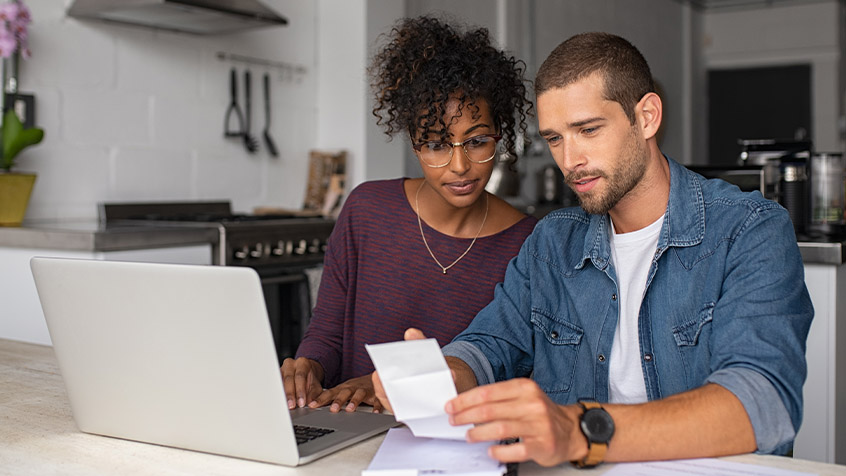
[280,357,324,409]
[446,378,587,467]
[309,374,383,413]
[372,328,427,413]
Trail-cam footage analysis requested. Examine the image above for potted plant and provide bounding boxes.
[0,0,41,226]
[0,107,43,225]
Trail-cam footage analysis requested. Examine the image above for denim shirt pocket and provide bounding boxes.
[672,302,715,346]
[671,302,715,383]
[530,309,584,395]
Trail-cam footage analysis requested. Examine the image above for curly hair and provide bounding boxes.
[368,16,532,161]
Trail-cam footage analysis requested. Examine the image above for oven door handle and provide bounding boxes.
[259,274,307,285]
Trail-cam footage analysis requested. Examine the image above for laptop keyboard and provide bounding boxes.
[293,424,335,445]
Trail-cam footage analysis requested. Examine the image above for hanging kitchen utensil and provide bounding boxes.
[242,69,259,153]
[223,68,244,137]
[262,73,279,158]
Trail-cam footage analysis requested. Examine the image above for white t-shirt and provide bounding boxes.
[608,214,664,404]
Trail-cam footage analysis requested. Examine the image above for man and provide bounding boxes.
[374,32,813,467]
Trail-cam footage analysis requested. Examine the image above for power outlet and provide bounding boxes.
[5,93,35,129]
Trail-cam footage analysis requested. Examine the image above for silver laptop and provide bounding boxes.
[30,257,397,466]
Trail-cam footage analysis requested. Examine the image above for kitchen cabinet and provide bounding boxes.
[793,241,846,464]
[0,221,216,346]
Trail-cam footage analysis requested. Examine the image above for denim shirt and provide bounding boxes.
[443,156,813,455]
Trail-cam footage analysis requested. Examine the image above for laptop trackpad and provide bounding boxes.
[290,406,397,457]
[291,406,396,433]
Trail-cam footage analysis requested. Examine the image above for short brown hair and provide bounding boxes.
[535,32,654,124]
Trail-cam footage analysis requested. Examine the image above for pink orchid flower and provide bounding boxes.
[0,2,19,23]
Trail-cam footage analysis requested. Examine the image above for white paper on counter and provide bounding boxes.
[365,338,472,440]
[603,458,817,476]
[361,426,504,476]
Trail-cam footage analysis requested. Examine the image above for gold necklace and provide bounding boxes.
[415,180,489,274]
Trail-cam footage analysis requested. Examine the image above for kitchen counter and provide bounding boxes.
[4,337,846,475]
[1,220,843,264]
[0,220,220,252]
[798,239,846,265]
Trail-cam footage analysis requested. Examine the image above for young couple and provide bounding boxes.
[285,16,813,467]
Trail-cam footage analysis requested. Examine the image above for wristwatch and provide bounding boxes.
[573,400,615,468]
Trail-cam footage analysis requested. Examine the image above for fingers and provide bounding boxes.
[280,357,322,409]
[372,396,384,414]
[344,388,368,412]
[442,380,579,467]
[451,399,530,428]
[280,358,297,409]
[446,378,540,415]
[404,328,426,340]
[328,388,353,413]
[309,375,376,413]
[293,361,313,408]
[305,370,324,405]
[309,388,336,408]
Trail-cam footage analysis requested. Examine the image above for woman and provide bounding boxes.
[281,16,536,413]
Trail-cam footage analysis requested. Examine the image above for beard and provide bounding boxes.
[566,126,648,216]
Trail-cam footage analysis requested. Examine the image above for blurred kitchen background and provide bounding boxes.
[15,0,843,221]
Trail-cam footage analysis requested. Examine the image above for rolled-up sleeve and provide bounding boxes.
[442,340,496,386]
[706,204,813,454]
[706,368,796,454]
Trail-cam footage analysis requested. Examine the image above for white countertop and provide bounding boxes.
[0,219,219,252]
[2,338,845,475]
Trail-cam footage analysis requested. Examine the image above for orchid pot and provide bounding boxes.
[0,0,41,226]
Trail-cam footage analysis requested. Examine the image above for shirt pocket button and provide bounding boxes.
[550,331,559,339]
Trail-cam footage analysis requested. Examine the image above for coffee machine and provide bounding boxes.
[736,139,845,240]
[808,152,846,238]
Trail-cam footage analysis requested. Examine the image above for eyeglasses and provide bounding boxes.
[412,134,502,168]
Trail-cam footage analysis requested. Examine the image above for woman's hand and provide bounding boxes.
[310,374,383,413]
[280,357,324,409]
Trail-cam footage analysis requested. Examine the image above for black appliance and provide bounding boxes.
[100,201,335,362]
[687,164,767,195]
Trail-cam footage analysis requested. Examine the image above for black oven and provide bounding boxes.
[100,201,335,363]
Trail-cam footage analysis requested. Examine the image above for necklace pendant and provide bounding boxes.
[416,180,489,276]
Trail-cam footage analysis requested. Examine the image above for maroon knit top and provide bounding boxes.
[295,178,537,387]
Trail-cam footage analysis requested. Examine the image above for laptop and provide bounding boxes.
[30,257,397,466]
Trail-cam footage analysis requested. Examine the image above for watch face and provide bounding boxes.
[581,408,615,443]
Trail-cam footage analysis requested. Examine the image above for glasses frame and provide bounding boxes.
[412,133,503,168]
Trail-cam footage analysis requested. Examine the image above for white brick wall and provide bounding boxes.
[18,0,319,220]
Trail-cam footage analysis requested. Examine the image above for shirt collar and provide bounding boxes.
[580,155,705,270]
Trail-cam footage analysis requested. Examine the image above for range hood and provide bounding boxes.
[67,0,288,35]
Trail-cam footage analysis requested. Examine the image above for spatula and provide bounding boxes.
[242,69,259,154]
[263,73,279,158]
